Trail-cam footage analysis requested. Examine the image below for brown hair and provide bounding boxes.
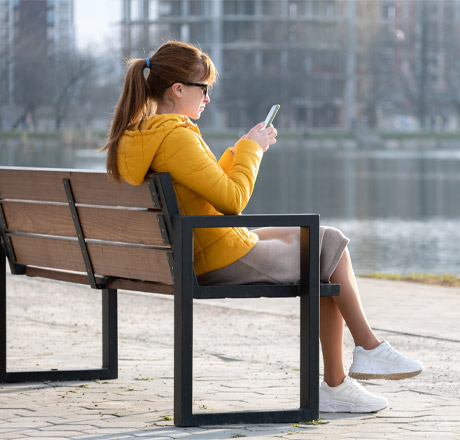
[102,41,217,182]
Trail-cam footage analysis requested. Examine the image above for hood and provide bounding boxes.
[117,113,200,185]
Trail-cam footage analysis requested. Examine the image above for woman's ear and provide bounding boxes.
[170,83,183,98]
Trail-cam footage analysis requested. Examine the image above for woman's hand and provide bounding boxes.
[236,122,277,153]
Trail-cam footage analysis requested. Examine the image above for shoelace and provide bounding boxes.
[378,344,406,361]
[340,379,370,398]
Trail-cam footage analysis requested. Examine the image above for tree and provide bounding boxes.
[397,0,437,130]
[52,53,97,130]
[11,31,53,129]
[443,3,460,125]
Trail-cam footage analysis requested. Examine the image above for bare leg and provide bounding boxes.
[330,248,380,350]
[320,297,346,387]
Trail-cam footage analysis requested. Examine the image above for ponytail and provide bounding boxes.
[102,58,153,182]
[102,41,217,183]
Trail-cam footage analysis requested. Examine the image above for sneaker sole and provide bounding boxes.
[349,369,422,380]
[320,403,387,413]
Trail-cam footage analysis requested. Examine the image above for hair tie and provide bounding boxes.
[145,57,151,69]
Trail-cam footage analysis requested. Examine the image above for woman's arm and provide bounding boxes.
[163,128,263,215]
[218,123,277,176]
[218,148,234,176]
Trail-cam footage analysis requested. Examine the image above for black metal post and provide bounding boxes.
[102,288,118,379]
[172,214,323,426]
[63,178,98,289]
[300,219,320,418]
[173,216,195,427]
[1,258,119,382]
[0,244,7,382]
[0,204,25,276]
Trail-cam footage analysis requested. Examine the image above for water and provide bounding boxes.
[244,147,460,275]
[323,218,460,275]
[247,148,460,219]
[2,138,460,275]
[78,145,460,275]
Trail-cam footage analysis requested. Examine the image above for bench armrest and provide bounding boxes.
[175,214,320,275]
[172,213,320,299]
[176,213,319,229]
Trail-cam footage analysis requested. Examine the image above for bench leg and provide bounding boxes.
[0,265,118,383]
[173,223,320,426]
[300,292,319,417]
[102,288,118,377]
[174,274,194,426]
[0,246,6,382]
[173,284,320,426]
[300,226,320,419]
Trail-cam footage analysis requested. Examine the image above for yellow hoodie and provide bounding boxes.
[117,113,263,276]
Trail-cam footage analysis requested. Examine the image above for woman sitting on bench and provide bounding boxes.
[102,41,422,413]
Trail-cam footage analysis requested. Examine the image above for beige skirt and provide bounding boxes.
[197,226,349,285]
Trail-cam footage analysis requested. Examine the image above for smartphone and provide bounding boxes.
[263,104,280,129]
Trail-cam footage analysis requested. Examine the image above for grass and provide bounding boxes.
[0,130,107,140]
[305,418,330,426]
[378,131,460,140]
[360,272,460,288]
[290,419,330,428]
[161,415,173,421]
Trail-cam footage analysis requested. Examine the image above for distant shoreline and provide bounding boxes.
[359,273,460,288]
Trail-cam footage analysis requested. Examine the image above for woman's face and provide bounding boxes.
[173,82,211,120]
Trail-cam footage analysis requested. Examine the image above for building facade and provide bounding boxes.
[118,0,355,129]
[0,0,75,128]
[117,0,460,131]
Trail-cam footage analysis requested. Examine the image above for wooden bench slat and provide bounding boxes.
[24,267,98,285]
[11,235,174,285]
[70,172,155,208]
[0,168,155,208]
[105,278,174,294]
[24,267,175,295]
[89,242,174,285]
[3,201,76,237]
[3,201,167,246]
[79,207,167,247]
[11,235,86,272]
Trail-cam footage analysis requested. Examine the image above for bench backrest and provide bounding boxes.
[0,167,175,290]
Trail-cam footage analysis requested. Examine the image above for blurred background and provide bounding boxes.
[1,0,459,275]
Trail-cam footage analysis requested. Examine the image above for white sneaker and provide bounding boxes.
[349,341,423,380]
[319,376,388,413]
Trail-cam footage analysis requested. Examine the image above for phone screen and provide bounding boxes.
[263,104,280,129]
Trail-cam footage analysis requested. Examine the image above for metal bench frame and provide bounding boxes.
[0,170,339,426]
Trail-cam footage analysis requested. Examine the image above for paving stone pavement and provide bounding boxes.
[1,273,460,439]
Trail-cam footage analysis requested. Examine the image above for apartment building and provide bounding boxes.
[0,0,75,127]
[119,0,356,129]
[118,0,460,131]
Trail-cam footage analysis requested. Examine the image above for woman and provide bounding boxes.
[103,41,422,413]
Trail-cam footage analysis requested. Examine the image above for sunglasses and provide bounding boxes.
[166,81,209,98]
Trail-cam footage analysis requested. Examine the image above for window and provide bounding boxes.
[224,0,255,15]
[223,21,255,43]
[190,22,213,43]
[190,0,211,16]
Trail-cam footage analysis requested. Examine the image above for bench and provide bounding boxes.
[0,166,340,426]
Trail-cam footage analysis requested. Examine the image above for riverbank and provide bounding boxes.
[361,272,460,288]
[2,129,460,167]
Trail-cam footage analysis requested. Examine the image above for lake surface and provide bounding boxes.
[321,218,459,275]
[2,139,460,275]
[247,148,460,219]
[244,148,460,275]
